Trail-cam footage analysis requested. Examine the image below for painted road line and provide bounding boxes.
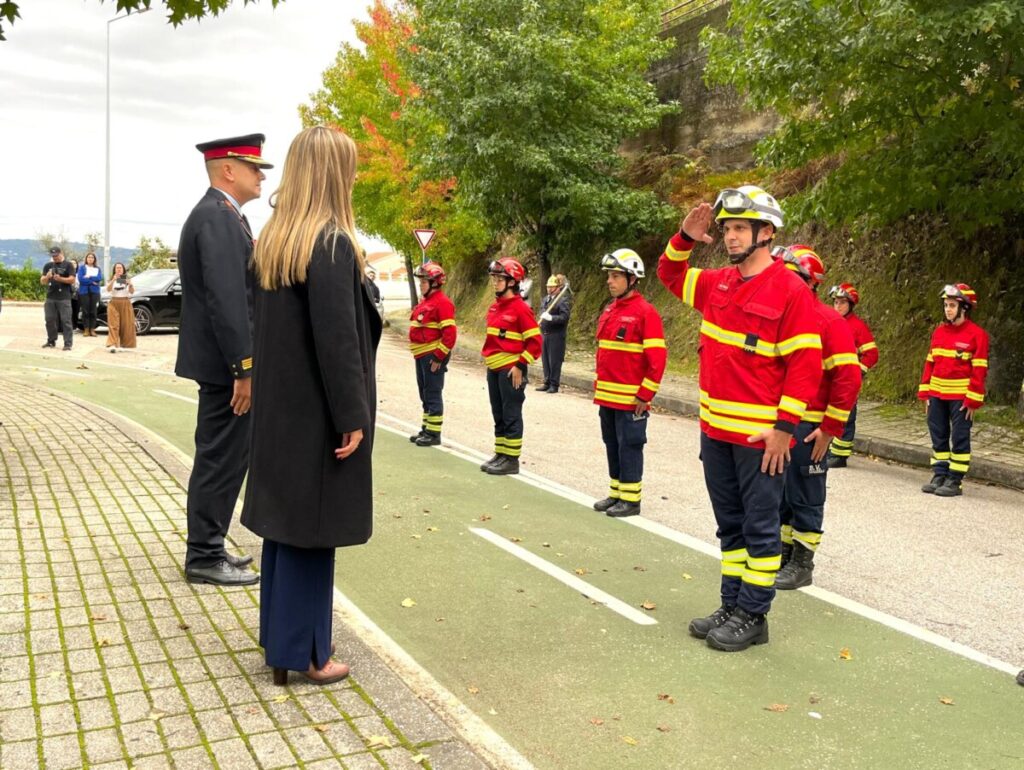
[154,389,199,405]
[22,364,93,377]
[377,412,1021,677]
[469,527,658,627]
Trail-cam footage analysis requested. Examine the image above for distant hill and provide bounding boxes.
[0,239,136,269]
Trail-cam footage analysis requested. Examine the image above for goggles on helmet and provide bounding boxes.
[488,260,510,277]
[600,254,625,272]
[713,189,780,220]
[829,285,853,300]
[941,284,966,301]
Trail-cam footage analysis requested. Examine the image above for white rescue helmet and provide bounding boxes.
[600,248,645,279]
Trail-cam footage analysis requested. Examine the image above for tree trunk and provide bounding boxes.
[404,253,418,308]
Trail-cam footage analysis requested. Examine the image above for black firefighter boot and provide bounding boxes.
[705,607,769,652]
[409,430,427,443]
[479,454,501,472]
[780,541,793,568]
[605,500,641,518]
[921,473,945,493]
[775,544,815,590]
[688,605,735,640]
[934,476,963,497]
[485,455,520,476]
[1017,670,1024,687]
[415,432,441,447]
[592,497,618,512]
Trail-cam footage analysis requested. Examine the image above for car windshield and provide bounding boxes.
[128,271,177,292]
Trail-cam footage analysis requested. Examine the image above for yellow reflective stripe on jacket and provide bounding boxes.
[929,376,969,392]
[825,404,851,421]
[776,333,822,355]
[439,319,456,328]
[858,341,877,353]
[595,390,636,405]
[598,339,644,353]
[640,378,661,393]
[486,326,523,341]
[682,268,702,307]
[966,390,985,403]
[700,321,821,358]
[918,383,931,393]
[521,351,537,365]
[930,347,972,360]
[522,327,541,340]
[485,352,520,368]
[596,380,640,394]
[437,343,451,355]
[972,358,988,368]
[643,338,667,350]
[699,407,772,437]
[699,390,777,420]
[665,240,690,262]
[823,352,860,370]
[410,320,442,329]
[410,341,441,355]
[778,395,807,419]
[803,410,825,423]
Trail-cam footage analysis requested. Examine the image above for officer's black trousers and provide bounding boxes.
[185,381,251,569]
[927,397,972,480]
[700,433,784,615]
[599,406,647,502]
[487,368,526,457]
[829,401,857,459]
[415,355,447,435]
[541,331,566,389]
[780,421,827,552]
[259,539,335,671]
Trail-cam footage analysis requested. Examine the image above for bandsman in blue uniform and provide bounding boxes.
[176,133,272,586]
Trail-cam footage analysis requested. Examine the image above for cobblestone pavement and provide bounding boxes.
[0,379,489,770]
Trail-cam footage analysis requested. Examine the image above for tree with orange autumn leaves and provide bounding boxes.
[300,0,491,303]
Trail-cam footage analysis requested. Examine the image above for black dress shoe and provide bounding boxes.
[546,387,559,394]
[186,560,259,586]
[535,384,550,392]
[224,552,253,569]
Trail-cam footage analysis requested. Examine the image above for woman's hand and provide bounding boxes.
[335,428,364,460]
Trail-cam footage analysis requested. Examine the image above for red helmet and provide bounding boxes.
[488,257,525,283]
[829,282,860,306]
[941,283,977,309]
[413,261,446,286]
[774,244,825,289]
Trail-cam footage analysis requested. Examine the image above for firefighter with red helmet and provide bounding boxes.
[480,257,542,475]
[826,282,878,468]
[658,185,822,652]
[592,249,667,518]
[773,246,862,589]
[408,261,457,447]
[918,283,989,497]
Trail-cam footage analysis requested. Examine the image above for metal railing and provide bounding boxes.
[661,0,730,30]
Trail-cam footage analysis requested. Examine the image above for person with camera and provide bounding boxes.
[77,252,103,336]
[39,246,76,350]
[104,262,136,352]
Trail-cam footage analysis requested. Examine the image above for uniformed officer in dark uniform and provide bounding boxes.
[176,133,272,586]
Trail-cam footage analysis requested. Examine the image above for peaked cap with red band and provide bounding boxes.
[196,133,274,169]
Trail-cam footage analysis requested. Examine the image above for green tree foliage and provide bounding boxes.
[36,229,80,262]
[407,0,676,284]
[0,264,46,300]
[302,0,491,304]
[128,235,175,274]
[702,0,1024,234]
[0,0,282,40]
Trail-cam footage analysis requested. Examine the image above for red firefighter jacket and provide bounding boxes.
[593,291,668,410]
[918,319,989,410]
[844,312,878,373]
[481,294,542,371]
[807,301,863,437]
[658,231,823,448]
[408,290,457,360]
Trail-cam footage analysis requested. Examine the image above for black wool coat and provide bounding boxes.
[241,231,382,549]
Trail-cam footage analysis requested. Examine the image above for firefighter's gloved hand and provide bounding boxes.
[540,312,553,322]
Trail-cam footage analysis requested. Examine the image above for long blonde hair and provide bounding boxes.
[253,126,365,290]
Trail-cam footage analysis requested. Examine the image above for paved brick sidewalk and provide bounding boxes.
[0,379,490,770]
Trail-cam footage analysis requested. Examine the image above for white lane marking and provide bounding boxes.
[332,586,535,770]
[377,411,1021,677]
[154,389,199,405]
[22,364,92,377]
[469,527,657,626]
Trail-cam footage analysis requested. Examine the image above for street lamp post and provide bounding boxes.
[104,10,150,278]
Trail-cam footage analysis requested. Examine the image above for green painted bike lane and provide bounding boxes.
[4,350,1021,769]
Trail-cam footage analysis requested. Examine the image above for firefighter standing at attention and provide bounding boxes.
[658,185,822,652]
[592,249,667,518]
[773,245,862,590]
[480,258,542,476]
[826,282,878,468]
[407,261,457,446]
[918,283,989,497]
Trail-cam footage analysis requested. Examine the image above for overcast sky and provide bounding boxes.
[0,0,392,252]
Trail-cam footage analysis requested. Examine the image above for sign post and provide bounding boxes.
[413,228,436,265]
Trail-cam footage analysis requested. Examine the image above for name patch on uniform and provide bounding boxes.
[807,463,826,475]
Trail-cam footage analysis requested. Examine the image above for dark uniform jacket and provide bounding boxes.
[241,232,382,549]
[175,188,255,385]
[539,290,572,335]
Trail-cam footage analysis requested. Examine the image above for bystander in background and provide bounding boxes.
[40,246,75,350]
[105,262,136,353]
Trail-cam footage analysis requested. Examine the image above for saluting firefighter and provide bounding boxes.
[407,261,457,446]
[592,250,667,518]
[773,246,862,590]
[918,283,989,497]
[480,258,542,476]
[826,282,878,468]
[658,186,822,652]
[536,273,572,394]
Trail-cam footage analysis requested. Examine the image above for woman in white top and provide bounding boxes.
[105,262,136,352]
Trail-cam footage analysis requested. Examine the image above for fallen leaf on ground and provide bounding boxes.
[246,706,260,715]
[410,755,427,764]
[656,724,671,733]
[590,718,605,726]
[426,526,439,532]
[574,568,589,576]
[682,573,693,581]
[939,697,955,706]
[640,601,656,611]
[467,686,480,695]
[411,534,422,540]
[147,709,166,721]
[502,504,510,510]
[839,647,852,661]
[764,704,789,713]
[488,708,497,715]
[542,542,551,547]
[401,598,417,608]
[657,694,675,704]
[808,711,823,719]
[90,614,107,622]
[621,736,638,746]
[366,735,392,750]
[809,694,821,704]
[478,514,492,521]
[178,623,190,630]
[392,514,402,519]
[270,695,290,704]
[313,724,327,733]
[435,617,445,622]
[97,639,110,648]
[633,566,646,572]
[509,536,523,543]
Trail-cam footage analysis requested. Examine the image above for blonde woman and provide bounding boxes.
[241,126,382,686]
[105,262,136,352]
